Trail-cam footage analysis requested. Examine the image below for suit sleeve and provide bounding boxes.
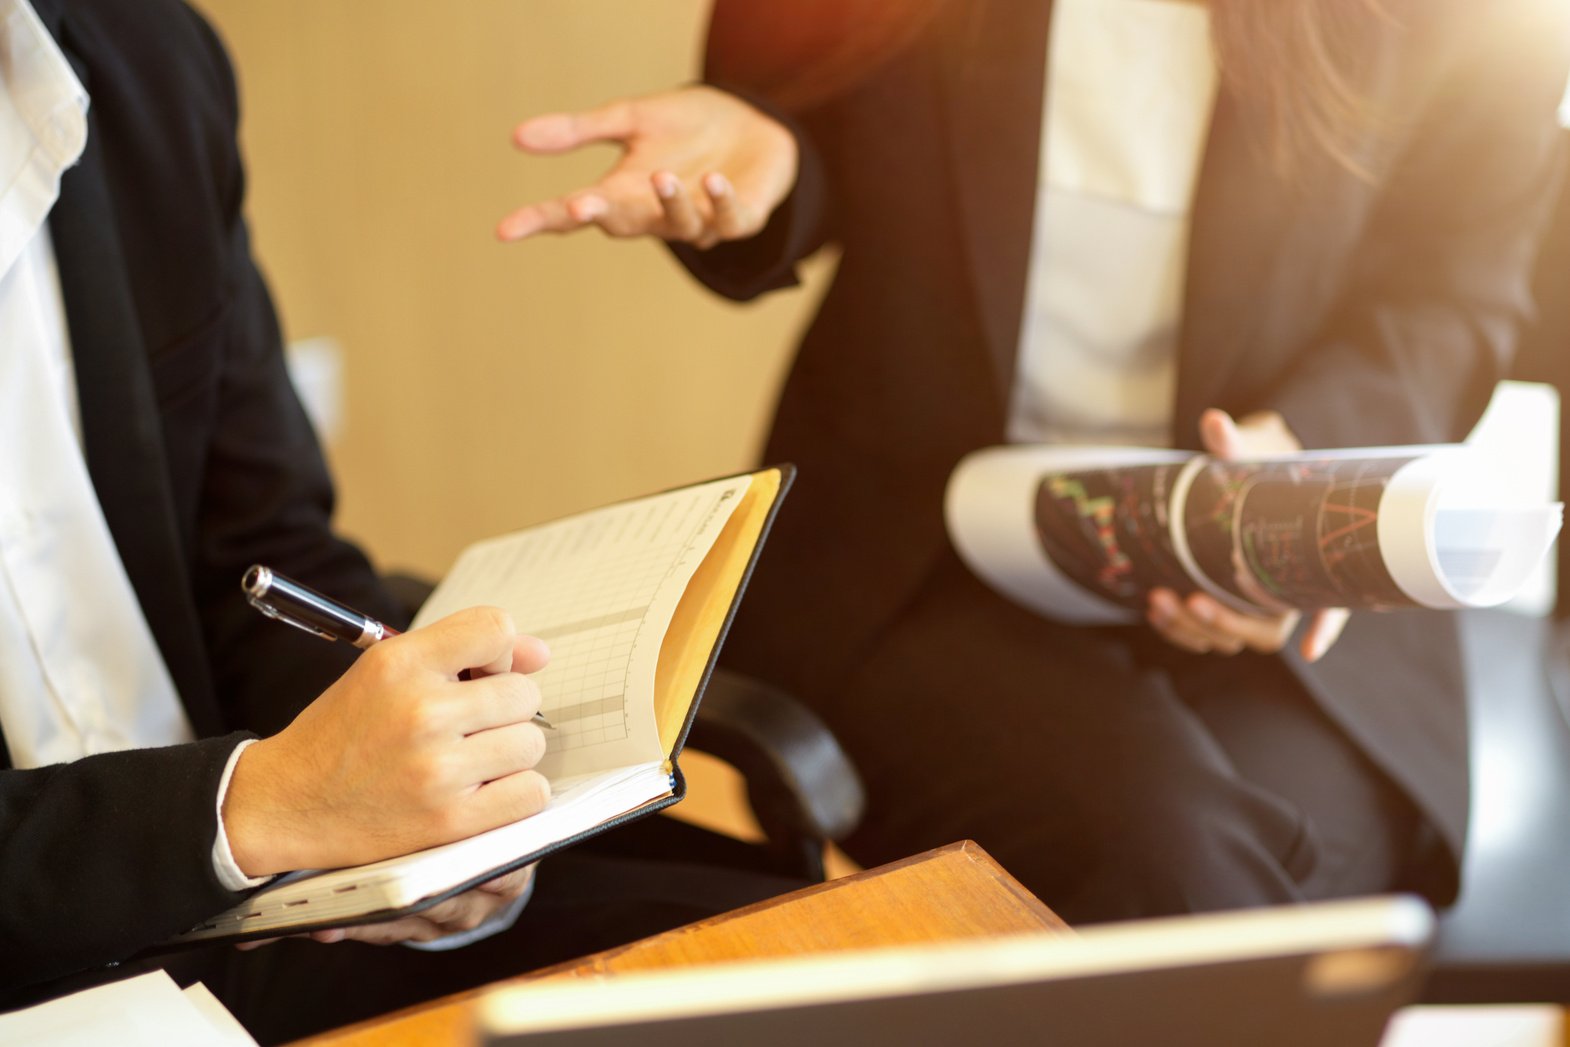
[669,87,839,303]
[1265,1,1570,447]
[0,2,406,994]
[190,220,406,738]
[668,0,853,302]
[0,735,253,994]
[179,8,406,739]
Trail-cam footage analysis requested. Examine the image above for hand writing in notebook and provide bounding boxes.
[180,470,785,950]
[222,607,552,894]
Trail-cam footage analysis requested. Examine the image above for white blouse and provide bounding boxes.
[1007,0,1219,448]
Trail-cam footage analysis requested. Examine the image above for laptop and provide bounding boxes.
[478,895,1432,1047]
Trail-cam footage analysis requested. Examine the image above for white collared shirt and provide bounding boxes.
[1008,0,1219,447]
[0,1,275,893]
[0,0,198,769]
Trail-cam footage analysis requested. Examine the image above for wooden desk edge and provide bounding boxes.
[295,841,1062,1046]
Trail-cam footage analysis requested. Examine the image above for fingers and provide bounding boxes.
[644,170,745,246]
[469,769,553,829]
[447,669,543,735]
[234,936,281,952]
[1199,407,1303,459]
[654,171,704,241]
[462,720,549,782]
[704,172,756,242]
[498,104,639,241]
[1148,589,1300,656]
[496,195,598,242]
[336,915,447,946]
[281,874,538,950]
[1199,409,1243,460]
[591,169,765,248]
[681,172,763,249]
[502,86,795,247]
[465,634,551,680]
[499,183,667,243]
[512,102,636,154]
[477,863,538,900]
[391,606,518,679]
[498,171,764,246]
[1233,410,1302,455]
[339,884,515,945]
[1149,589,1244,655]
[1300,607,1351,662]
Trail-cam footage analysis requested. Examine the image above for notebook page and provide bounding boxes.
[413,474,751,778]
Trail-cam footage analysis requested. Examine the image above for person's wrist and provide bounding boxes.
[213,739,276,890]
[222,735,309,877]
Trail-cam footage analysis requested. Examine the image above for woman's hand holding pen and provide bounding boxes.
[1144,408,1351,664]
[222,607,553,879]
[496,85,798,249]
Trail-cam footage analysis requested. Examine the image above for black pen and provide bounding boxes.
[242,565,552,728]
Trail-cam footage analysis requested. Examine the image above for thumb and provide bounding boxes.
[1301,608,1351,663]
[1199,408,1244,461]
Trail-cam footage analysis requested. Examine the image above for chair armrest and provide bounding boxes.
[687,668,866,845]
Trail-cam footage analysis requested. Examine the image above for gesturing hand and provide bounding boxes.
[1145,409,1350,663]
[224,606,553,878]
[496,86,798,249]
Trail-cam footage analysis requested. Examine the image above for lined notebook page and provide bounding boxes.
[413,474,751,779]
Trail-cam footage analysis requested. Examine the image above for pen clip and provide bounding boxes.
[247,594,341,642]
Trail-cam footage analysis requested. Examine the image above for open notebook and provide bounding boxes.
[172,467,791,945]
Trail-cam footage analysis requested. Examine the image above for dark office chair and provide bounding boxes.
[382,573,865,883]
[1424,127,1570,1002]
[1425,611,1570,1001]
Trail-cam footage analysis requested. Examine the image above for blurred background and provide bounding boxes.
[190,0,834,583]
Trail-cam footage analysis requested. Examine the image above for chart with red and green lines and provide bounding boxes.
[1033,455,1420,613]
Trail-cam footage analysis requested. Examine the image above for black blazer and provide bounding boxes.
[681,0,1570,902]
[0,0,404,997]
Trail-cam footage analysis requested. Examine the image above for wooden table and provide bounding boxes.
[298,840,1068,1046]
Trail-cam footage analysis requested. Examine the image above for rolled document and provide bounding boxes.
[945,444,1563,625]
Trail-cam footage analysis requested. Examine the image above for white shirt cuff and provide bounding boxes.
[212,738,276,892]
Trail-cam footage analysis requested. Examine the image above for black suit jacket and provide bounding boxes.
[681,0,1570,902]
[0,0,405,997]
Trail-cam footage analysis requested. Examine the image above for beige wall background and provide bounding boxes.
[190,0,831,581]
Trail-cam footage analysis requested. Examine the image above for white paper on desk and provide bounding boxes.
[0,971,256,1047]
[183,981,260,1044]
[1381,1004,1563,1047]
